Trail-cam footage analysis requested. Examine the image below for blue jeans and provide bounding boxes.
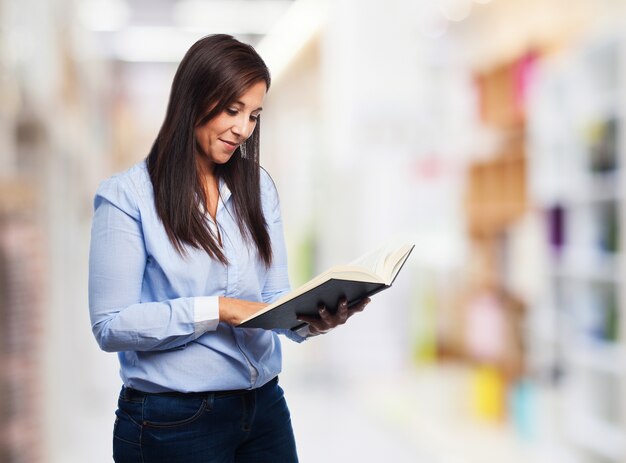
[113,377,299,462]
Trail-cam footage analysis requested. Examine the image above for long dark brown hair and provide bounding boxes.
[147,34,272,266]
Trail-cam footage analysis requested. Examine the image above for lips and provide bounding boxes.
[219,139,239,151]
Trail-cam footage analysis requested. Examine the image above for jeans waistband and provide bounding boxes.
[122,376,278,401]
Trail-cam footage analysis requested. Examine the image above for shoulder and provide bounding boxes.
[259,167,282,217]
[94,160,152,219]
[259,167,280,201]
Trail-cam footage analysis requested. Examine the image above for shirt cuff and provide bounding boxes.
[193,296,220,336]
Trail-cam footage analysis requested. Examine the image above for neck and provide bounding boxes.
[196,153,215,180]
[196,154,220,219]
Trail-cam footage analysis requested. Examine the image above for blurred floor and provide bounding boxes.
[283,375,432,462]
[281,351,572,463]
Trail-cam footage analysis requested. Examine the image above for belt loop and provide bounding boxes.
[206,392,215,411]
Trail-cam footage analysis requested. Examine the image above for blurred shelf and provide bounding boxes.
[548,171,621,205]
[548,249,621,283]
[574,172,621,203]
[566,339,626,376]
[566,415,626,462]
[528,29,626,463]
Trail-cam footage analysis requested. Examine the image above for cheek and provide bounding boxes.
[248,122,258,137]
[194,130,209,154]
[196,127,211,144]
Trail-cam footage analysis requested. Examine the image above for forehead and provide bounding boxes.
[232,81,267,107]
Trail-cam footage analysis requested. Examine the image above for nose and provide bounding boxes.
[231,115,253,139]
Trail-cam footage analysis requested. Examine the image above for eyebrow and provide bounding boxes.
[232,100,263,112]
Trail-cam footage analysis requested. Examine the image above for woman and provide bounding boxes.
[88,34,369,462]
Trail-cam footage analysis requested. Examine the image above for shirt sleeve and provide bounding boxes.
[88,176,218,353]
[258,171,307,343]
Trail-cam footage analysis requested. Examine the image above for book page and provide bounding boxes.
[349,241,413,279]
[386,244,414,282]
[348,242,397,276]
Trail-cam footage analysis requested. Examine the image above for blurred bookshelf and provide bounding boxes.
[0,183,44,463]
[527,32,626,462]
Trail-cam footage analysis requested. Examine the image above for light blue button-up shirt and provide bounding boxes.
[88,160,304,393]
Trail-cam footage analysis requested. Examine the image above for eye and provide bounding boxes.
[250,114,260,122]
[225,108,238,116]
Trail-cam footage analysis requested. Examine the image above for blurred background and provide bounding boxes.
[1,0,625,461]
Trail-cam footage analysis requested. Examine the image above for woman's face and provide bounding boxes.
[195,80,267,170]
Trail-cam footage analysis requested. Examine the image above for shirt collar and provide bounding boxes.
[217,177,232,214]
[198,177,232,217]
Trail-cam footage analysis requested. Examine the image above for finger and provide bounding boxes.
[336,299,349,324]
[303,318,331,334]
[350,298,370,312]
[318,304,333,325]
[296,315,317,324]
[341,299,369,322]
[310,323,331,334]
[297,304,329,323]
[294,316,328,334]
[297,306,333,330]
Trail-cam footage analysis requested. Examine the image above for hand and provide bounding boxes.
[297,297,370,336]
[219,296,268,326]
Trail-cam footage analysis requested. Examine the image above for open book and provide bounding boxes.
[238,241,414,331]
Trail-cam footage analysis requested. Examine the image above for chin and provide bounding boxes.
[214,155,234,165]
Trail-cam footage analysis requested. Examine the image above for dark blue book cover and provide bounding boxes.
[238,243,414,331]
